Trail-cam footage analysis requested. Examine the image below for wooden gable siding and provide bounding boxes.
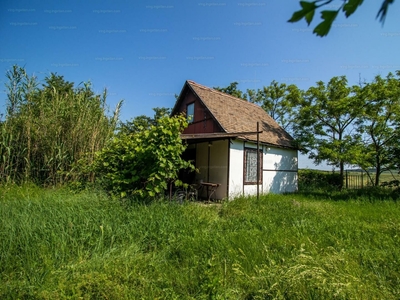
[178,88,223,134]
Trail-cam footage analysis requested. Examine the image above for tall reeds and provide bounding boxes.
[0,66,122,185]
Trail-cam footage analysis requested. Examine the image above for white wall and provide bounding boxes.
[228,140,244,198]
[263,147,298,194]
[228,140,298,198]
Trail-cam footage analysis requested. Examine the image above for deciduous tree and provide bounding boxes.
[118,107,171,135]
[249,80,301,131]
[293,76,363,180]
[213,82,248,100]
[351,72,400,186]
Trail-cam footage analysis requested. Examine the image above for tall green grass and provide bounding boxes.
[1,185,400,299]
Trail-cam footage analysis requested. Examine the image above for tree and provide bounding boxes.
[213,81,301,131]
[289,0,395,37]
[93,114,195,199]
[213,82,248,100]
[350,72,400,186]
[118,107,171,135]
[293,76,363,181]
[249,80,301,131]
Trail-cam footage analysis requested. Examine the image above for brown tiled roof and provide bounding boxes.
[185,80,296,149]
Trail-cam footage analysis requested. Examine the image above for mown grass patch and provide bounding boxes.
[1,185,399,299]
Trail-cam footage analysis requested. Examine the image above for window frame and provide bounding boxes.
[243,147,263,185]
[186,102,195,123]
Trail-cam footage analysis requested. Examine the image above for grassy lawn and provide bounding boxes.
[1,185,399,299]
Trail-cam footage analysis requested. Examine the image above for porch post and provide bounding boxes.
[257,122,260,201]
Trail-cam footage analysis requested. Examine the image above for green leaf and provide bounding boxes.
[288,1,317,24]
[343,0,363,18]
[304,7,315,25]
[313,10,339,37]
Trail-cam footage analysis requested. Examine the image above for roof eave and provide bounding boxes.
[170,81,190,116]
[235,136,298,150]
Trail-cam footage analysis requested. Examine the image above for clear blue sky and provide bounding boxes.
[1,0,399,170]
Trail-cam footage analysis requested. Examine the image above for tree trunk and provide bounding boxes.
[375,157,381,187]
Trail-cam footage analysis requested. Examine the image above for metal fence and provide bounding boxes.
[344,171,368,189]
[344,170,400,189]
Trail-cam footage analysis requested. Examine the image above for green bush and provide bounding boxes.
[93,114,194,200]
[298,169,343,191]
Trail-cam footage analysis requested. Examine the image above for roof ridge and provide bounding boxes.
[186,80,264,111]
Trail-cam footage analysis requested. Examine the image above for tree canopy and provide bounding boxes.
[213,82,248,100]
[215,75,400,186]
[350,72,400,185]
[293,76,363,180]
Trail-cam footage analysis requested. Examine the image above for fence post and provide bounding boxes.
[345,170,348,189]
[361,171,364,189]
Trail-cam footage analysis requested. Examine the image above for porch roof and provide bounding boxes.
[181,133,239,144]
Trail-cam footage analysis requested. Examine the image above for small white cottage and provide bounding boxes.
[171,80,298,200]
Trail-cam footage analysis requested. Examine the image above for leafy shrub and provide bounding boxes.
[381,180,400,199]
[298,169,343,191]
[93,114,194,199]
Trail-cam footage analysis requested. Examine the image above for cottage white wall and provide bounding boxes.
[263,147,298,193]
[228,140,298,198]
[263,171,297,193]
[228,140,245,198]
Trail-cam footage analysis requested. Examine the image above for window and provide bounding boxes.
[244,148,262,184]
[186,103,194,123]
